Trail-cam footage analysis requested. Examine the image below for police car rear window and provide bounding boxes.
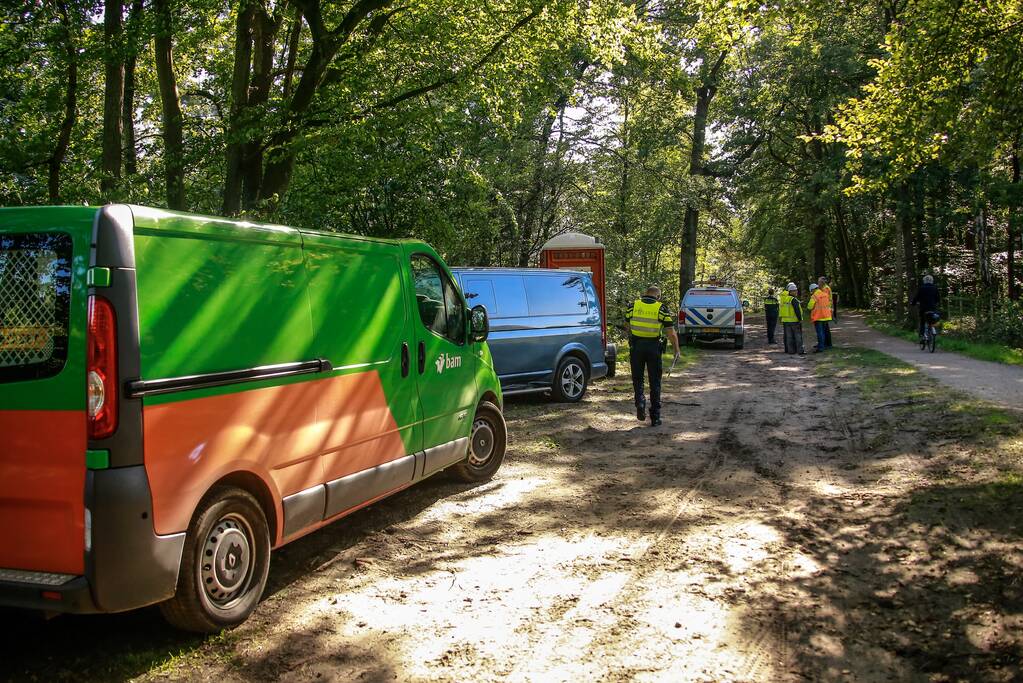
[0,232,72,382]
[684,290,736,307]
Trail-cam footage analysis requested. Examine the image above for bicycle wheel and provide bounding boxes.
[928,328,937,353]
[920,333,927,351]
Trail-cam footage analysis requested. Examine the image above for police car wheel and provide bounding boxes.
[552,356,588,402]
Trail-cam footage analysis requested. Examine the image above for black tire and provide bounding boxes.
[160,486,270,633]
[606,352,616,378]
[929,333,937,353]
[681,334,691,347]
[734,335,744,350]
[551,355,588,402]
[451,401,507,482]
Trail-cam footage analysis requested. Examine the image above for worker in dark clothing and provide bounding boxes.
[625,285,680,427]
[910,274,940,340]
[763,289,780,344]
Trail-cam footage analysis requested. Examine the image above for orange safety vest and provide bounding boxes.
[809,288,833,322]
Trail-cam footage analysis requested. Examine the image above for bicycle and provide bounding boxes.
[920,311,939,353]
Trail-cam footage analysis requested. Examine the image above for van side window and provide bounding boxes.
[524,275,587,316]
[463,278,498,316]
[412,255,465,345]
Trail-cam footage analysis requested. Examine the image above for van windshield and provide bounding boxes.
[683,290,736,308]
[0,232,72,382]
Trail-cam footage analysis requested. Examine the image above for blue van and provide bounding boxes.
[451,268,611,401]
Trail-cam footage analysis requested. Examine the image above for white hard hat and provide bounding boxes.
[786,282,797,291]
[809,283,819,291]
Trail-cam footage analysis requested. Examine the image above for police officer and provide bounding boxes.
[779,282,806,355]
[625,285,680,426]
[763,289,780,344]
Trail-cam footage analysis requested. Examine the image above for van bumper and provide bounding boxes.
[0,572,99,613]
[0,466,186,616]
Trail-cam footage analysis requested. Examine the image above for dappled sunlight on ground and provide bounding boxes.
[3,327,1023,681]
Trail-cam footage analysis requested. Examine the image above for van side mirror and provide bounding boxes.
[469,305,489,342]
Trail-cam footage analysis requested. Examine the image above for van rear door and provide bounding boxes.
[0,208,92,578]
[682,289,737,333]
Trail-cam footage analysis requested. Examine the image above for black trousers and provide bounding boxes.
[766,313,779,343]
[630,337,663,416]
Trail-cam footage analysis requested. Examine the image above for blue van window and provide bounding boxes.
[463,278,498,315]
[525,275,587,316]
[491,275,528,318]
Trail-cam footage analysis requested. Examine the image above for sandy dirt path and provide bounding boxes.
[2,320,1021,682]
[834,313,1023,409]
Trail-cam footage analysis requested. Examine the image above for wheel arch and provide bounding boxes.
[555,344,592,374]
[202,470,281,546]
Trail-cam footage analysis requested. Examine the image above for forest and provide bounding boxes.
[2,0,1021,344]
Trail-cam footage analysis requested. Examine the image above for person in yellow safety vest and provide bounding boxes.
[807,278,834,352]
[625,285,680,427]
[818,276,834,346]
[778,282,806,355]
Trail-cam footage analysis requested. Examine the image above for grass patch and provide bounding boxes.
[815,347,1023,444]
[865,313,1023,367]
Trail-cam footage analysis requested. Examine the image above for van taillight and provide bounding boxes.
[735,310,743,325]
[87,296,118,439]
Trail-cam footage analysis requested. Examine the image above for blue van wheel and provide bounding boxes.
[552,356,588,402]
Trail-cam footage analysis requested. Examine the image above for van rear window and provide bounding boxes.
[525,275,587,316]
[0,232,72,382]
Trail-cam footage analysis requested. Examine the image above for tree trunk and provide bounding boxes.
[1010,139,1020,300]
[48,1,77,203]
[282,8,303,99]
[122,0,144,176]
[223,0,255,215]
[898,182,917,324]
[679,52,726,304]
[833,201,861,307]
[257,38,336,207]
[101,0,124,196]
[516,105,560,267]
[154,0,186,209]
[242,7,282,209]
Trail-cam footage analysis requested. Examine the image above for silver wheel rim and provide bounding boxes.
[560,363,585,398]
[200,513,254,610]
[469,418,496,467]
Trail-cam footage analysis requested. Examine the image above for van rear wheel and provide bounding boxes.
[552,356,588,402]
[160,486,270,633]
[451,401,506,482]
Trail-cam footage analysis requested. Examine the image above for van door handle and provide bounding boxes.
[417,341,426,374]
[401,342,410,377]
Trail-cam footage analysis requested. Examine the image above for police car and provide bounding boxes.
[678,283,747,349]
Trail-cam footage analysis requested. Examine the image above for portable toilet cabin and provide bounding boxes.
[539,232,607,347]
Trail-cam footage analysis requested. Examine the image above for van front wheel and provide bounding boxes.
[451,401,506,482]
[160,487,270,633]
[552,356,588,402]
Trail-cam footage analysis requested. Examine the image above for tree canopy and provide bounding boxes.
[1,0,1020,342]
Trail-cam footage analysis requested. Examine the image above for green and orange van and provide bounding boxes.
[0,205,505,631]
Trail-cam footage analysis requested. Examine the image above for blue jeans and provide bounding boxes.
[814,321,827,350]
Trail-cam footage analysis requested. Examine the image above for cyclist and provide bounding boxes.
[910,274,940,341]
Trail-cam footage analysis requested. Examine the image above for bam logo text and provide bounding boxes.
[435,353,462,374]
